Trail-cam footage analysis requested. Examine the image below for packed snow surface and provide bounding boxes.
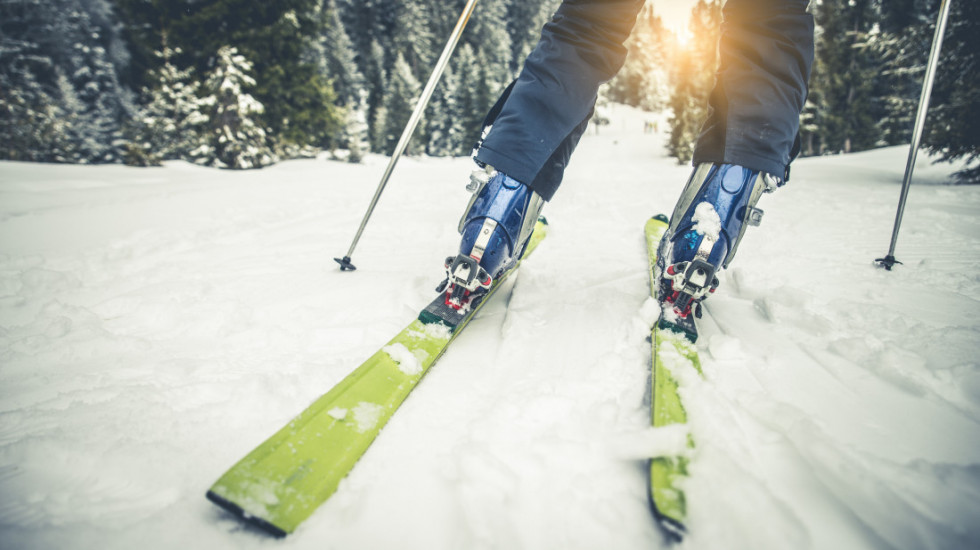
[1,105,978,550]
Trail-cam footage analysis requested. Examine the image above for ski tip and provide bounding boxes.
[652,213,670,224]
[656,515,687,544]
[537,215,549,226]
[334,256,357,271]
[206,490,289,538]
[646,458,688,544]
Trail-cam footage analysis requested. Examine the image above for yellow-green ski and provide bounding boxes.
[645,215,703,542]
[207,219,548,536]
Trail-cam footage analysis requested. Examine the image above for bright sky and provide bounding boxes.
[653,0,701,39]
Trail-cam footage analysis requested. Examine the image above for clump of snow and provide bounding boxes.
[352,402,385,434]
[327,407,348,421]
[692,201,721,239]
[420,322,451,340]
[639,296,661,326]
[383,343,423,376]
[407,322,452,342]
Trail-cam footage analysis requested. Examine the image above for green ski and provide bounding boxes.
[645,215,703,542]
[207,219,549,536]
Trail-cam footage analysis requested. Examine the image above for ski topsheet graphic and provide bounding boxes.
[645,215,703,542]
[207,219,548,536]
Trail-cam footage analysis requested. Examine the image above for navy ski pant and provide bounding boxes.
[474,0,814,201]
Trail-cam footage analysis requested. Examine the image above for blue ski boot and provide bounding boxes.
[438,166,545,313]
[657,163,782,326]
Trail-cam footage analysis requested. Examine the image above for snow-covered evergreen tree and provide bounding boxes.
[0,67,72,162]
[116,0,342,155]
[365,40,389,153]
[468,0,513,85]
[190,46,275,169]
[318,0,365,109]
[392,0,436,75]
[425,64,462,156]
[451,44,485,156]
[874,0,980,182]
[807,0,881,155]
[343,92,371,163]
[921,0,980,182]
[380,52,423,156]
[329,0,533,158]
[126,45,208,165]
[0,0,129,163]
[505,0,560,72]
[666,0,721,164]
[606,3,670,111]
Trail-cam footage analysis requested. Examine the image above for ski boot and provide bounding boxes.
[432,166,545,320]
[657,163,782,334]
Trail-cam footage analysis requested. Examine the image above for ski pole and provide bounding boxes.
[335,0,481,271]
[876,0,953,271]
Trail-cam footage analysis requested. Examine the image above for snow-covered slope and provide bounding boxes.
[1,105,978,550]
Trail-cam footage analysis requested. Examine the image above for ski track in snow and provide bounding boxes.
[1,105,978,550]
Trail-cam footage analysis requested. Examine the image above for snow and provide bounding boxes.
[1,104,979,550]
[351,403,385,434]
[382,343,423,376]
[692,201,721,240]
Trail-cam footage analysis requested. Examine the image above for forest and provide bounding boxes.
[1,0,977,181]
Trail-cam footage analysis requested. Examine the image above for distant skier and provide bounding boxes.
[439,0,814,324]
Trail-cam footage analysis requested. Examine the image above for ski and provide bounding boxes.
[206,218,549,537]
[645,214,703,542]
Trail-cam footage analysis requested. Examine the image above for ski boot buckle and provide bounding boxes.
[439,255,493,311]
[663,260,719,318]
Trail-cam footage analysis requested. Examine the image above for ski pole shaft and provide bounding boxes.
[877,0,952,270]
[336,0,481,271]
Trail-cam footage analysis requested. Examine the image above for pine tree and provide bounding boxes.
[116,0,343,154]
[451,44,485,155]
[366,40,389,152]
[127,45,208,165]
[505,0,560,72]
[666,0,722,164]
[468,0,513,85]
[1,0,64,161]
[425,64,462,156]
[871,0,931,148]
[606,3,670,111]
[666,47,702,164]
[318,0,365,109]
[0,0,129,163]
[882,0,980,183]
[392,0,436,75]
[191,46,276,169]
[807,0,881,155]
[380,52,423,156]
[343,90,371,163]
[0,68,72,162]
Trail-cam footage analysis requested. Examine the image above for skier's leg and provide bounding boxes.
[441,0,644,311]
[694,0,815,176]
[660,0,814,319]
[476,0,645,201]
